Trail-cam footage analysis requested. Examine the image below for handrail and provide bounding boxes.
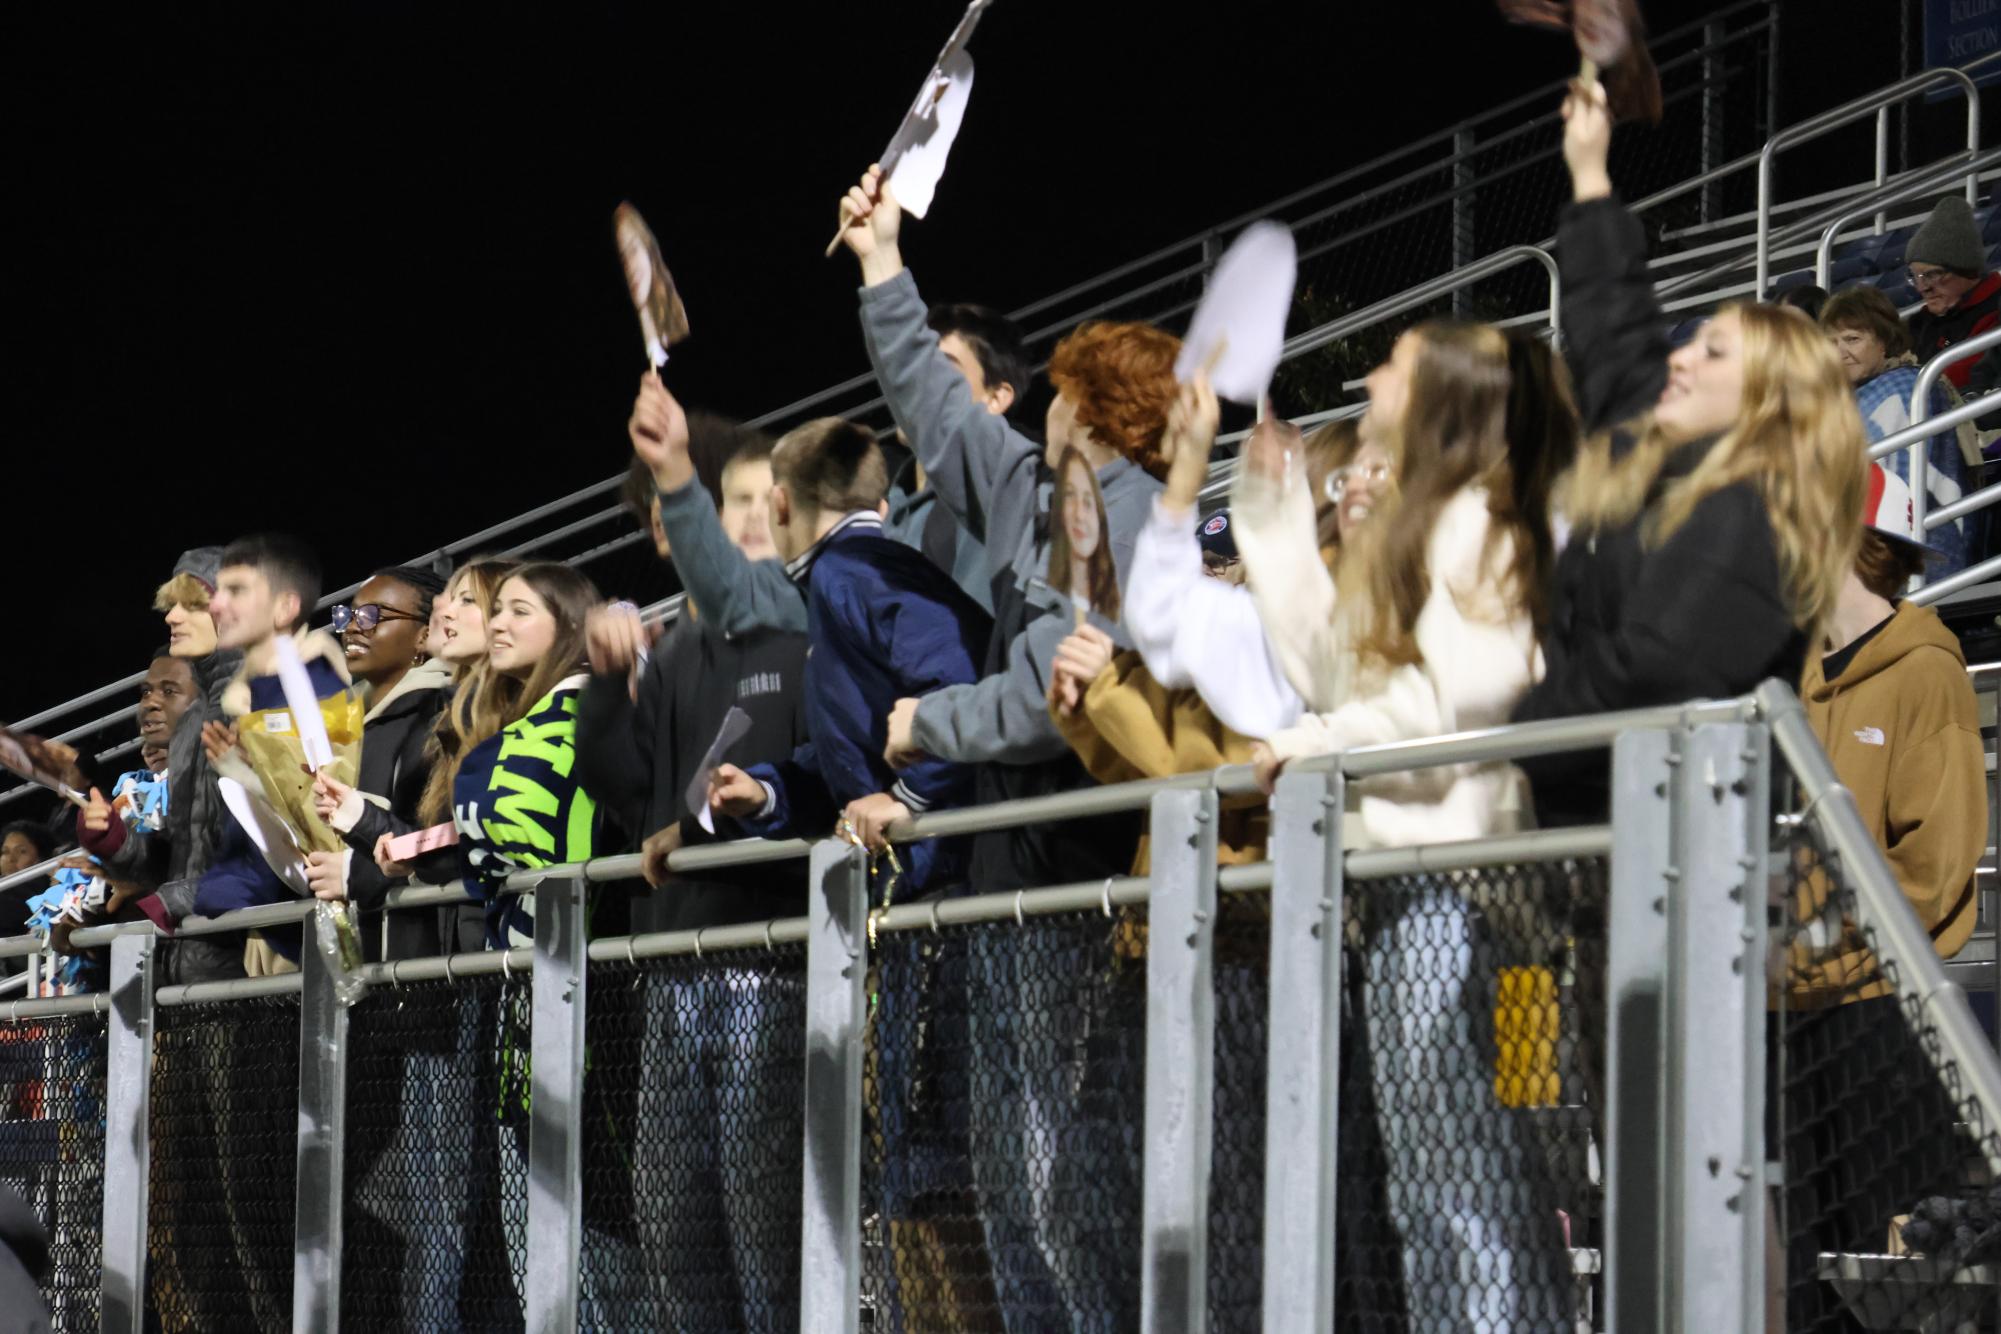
[1756,62,1985,297]
[1816,146,2001,287]
[1906,325,2001,552]
[1282,245,1560,360]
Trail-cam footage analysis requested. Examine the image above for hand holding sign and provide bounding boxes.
[825,0,992,257]
[1496,0,1661,123]
[0,724,88,809]
[1175,222,1296,407]
[614,203,690,368]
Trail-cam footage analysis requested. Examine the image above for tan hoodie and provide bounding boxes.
[1792,601,1985,1005]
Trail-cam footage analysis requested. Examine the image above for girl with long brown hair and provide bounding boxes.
[1231,300,1582,1334]
[449,561,602,947]
[1511,79,1865,826]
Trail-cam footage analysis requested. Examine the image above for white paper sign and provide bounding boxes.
[1175,221,1298,405]
[687,706,754,835]
[884,51,974,220]
[219,776,312,896]
[273,636,334,772]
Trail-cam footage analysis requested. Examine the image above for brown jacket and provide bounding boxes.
[1792,601,1985,1005]
[1051,652,1265,874]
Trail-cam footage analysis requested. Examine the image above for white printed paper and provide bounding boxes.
[1175,221,1298,405]
[273,636,334,772]
[220,776,312,896]
[883,51,974,220]
[686,706,754,834]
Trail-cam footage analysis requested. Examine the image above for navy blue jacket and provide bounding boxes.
[743,514,991,896]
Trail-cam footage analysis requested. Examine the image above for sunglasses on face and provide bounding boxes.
[331,603,426,634]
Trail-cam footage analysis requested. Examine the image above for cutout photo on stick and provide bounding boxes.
[615,202,691,368]
[1048,446,1120,628]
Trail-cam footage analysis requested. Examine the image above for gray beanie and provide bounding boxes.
[172,546,223,593]
[1908,197,1988,277]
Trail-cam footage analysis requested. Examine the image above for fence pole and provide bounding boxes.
[799,841,867,1334]
[293,922,350,1331]
[1665,723,1770,1332]
[1605,727,1678,1331]
[1452,129,1476,317]
[1702,20,1726,224]
[101,933,155,1334]
[1261,770,1343,1332]
[527,879,587,1331]
[1142,787,1220,1332]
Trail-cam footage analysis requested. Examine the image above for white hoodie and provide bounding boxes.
[1233,465,1541,849]
[1124,498,1305,739]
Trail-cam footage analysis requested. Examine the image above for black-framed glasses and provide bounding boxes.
[1325,459,1393,504]
[331,603,426,634]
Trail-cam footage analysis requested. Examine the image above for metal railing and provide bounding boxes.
[1815,146,2001,288]
[0,685,1989,1332]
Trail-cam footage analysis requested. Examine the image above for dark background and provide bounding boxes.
[0,0,1933,726]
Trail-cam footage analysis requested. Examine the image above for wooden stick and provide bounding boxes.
[824,206,854,259]
[1579,55,1599,85]
[1073,601,1089,630]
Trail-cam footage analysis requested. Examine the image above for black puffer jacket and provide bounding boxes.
[339,661,452,960]
[1512,197,1807,827]
[152,647,249,986]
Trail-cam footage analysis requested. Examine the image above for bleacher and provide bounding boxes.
[10,4,2001,1330]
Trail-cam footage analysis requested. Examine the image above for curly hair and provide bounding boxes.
[1046,320,1182,480]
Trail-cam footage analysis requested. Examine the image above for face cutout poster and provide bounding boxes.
[615,202,691,369]
[1048,446,1120,628]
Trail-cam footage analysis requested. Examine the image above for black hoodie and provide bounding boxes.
[576,611,810,932]
[338,659,452,960]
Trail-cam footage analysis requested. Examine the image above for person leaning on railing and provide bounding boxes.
[1778,460,1985,1328]
[1509,78,1865,829]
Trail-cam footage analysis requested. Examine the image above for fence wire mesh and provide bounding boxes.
[578,944,808,1334]
[1773,819,1999,1333]
[146,993,299,1333]
[858,907,1146,1334]
[1338,857,1606,1332]
[341,973,531,1333]
[1210,893,1269,1334]
[0,1013,106,1334]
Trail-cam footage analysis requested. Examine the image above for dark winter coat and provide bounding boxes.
[339,660,451,961]
[1512,196,1807,828]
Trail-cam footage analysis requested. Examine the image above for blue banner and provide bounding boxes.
[1926,0,2001,84]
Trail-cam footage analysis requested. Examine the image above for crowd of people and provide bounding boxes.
[0,75,1993,1329]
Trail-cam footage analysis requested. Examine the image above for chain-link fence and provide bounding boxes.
[1772,819,1999,1333]
[1337,857,1607,1332]
[1209,893,1269,1334]
[0,1013,106,1334]
[146,993,300,1332]
[341,973,531,1333]
[857,908,1147,1334]
[578,945,808,1333]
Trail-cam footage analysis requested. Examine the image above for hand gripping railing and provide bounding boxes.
[1757,62,1984,299]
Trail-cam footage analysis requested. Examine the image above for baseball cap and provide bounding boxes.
[1863,463,1933,552]
[1197,509,1238,563]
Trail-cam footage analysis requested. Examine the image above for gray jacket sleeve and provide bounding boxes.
[857,269,1039,549]
[654,477,807,636]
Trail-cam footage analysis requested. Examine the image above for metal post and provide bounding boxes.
[1702,21,1726,225]
[1664,723,1769,1332]
[799,841,867,1334]
[526,879,587,1332]
[1605,728,1677,1332]
[1874,107,1890,236]
[1141,787,1219,1331]
[1452,129,1476,317]
[100,933,154,1334]
[1260,770,1343,1332]
[293,924,350,1331]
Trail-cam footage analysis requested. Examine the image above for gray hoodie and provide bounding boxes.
[857,269,1161,765]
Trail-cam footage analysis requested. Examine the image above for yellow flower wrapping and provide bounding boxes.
[233,691,364,857]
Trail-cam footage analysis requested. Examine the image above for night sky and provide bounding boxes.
[0,0,1909,735]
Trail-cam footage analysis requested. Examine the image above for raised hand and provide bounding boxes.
[1243,414,1304,487]
[80,788,113,836]
[1162,372,1222,514]
[838,166,906,284]
[1562,77,1613,202]
[628,371,693,492]
[585,602,651,699]
[707,764,768,820]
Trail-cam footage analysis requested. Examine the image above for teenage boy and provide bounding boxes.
[186,534,363,974]
[579,434,810,933]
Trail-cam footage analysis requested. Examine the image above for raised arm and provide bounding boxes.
[628,372,807,636]
[841,167,1039,546]
[1231,427,1346,713]
[1558,80,1671,435]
